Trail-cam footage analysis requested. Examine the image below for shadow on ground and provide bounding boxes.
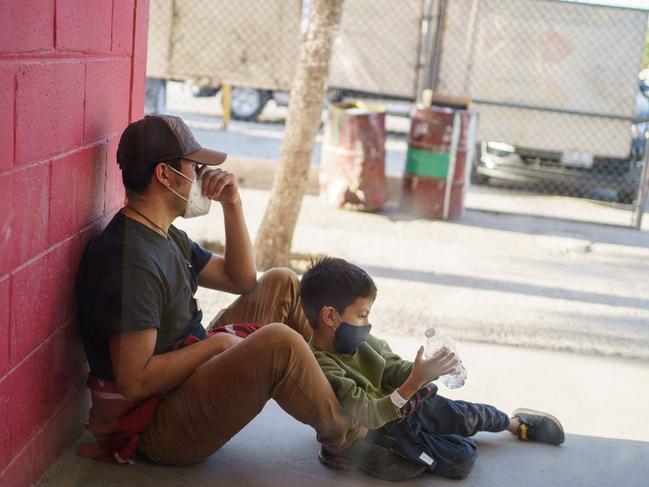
[40,401,649,487]
[361,263,649,311]
[381,205,649,250]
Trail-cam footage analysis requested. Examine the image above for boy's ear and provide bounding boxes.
[319,306,339,330]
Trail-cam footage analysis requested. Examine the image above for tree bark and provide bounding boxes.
[254,0,344,270]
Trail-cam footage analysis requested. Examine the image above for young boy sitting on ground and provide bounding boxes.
[301,257,565,480]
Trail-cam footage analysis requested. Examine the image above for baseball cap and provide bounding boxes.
[116,115,227,170]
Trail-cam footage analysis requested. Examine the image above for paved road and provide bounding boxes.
[163,81,648,229]
[177,185,649,362]
[160,86,649,358]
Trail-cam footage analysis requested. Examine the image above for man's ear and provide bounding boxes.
[155,162,172,188]
[319,306,339,330]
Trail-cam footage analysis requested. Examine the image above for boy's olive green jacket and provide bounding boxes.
[310,335,414,429]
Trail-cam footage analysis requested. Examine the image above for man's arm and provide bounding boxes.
[109,328,240,401]
[197,169,257,294]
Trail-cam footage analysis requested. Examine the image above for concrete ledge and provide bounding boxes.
[223,155,404,203]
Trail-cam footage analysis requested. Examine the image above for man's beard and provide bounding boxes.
[166,185,188,218]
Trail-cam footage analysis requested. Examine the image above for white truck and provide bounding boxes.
[145,0,424,119]
[145,0,649,202]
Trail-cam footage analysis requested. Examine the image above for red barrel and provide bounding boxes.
[319,102,389,211]
[400,106,475,219]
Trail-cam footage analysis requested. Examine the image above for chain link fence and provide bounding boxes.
[435,0,649,228]
[145,0,649,229]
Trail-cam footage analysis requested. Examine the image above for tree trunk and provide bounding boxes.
[254,0,344,270]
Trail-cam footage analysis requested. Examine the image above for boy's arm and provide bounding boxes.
[319,358,401,430]
[376,338,414,391]
[394,346,459,401]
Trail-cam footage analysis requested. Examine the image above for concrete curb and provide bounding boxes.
[223,155,404,203]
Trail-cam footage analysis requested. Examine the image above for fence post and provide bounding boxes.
[462,111,478,217]
[428,0,447,93]
[221,83,232,130]
[633,133,649,230]
[443,111,461,219]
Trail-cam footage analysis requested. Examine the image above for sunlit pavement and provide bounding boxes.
[41,335,649,486]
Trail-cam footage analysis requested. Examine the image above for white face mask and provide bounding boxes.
[166,165,212,218]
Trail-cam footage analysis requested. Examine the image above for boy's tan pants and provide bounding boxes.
[137,268,358,465]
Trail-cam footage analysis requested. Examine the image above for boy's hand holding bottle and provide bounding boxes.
[397,346,458,401]
[423,328,468,389]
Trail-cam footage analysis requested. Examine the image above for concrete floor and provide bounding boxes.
[39,159,649,486]
[40,337,649,486]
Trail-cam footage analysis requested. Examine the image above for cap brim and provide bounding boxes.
[184,148,227,166]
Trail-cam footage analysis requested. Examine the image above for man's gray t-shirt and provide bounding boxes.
[77,211,212,380]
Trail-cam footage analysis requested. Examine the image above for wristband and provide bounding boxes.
[390,390,408,409]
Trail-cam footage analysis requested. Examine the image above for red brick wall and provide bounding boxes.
[0,1,150,485]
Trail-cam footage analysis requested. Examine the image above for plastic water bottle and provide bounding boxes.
[423,328,468,389]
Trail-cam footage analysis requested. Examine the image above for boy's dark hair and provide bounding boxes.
[122,158,182,194]
[300,257,377,329]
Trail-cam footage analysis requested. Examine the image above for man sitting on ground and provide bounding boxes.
[76,115,363,465]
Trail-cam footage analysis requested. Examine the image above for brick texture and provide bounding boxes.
[46,238,85,331]
[0,388,88,486]
[0,164,50,276]
[0,277,9,377]
[15,63,85,165]
[1,0,149,484]
[49,144,107,244]
[75,146,108,228]
[48,160,75,245]
[0,325,87,475]
[56,0,113,52]
[0,372,10,474]
[0,171,15,276]
[112,0,136,53]
[0,0,55,54]
[85,60,132,142]
[0,66,15,173]
[10,238,86,367]
[10,255,52,366]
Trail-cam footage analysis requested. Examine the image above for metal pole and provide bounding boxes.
[462,111,478,217]
[462,0,481,95]
[443,111,461,219]
[415,0,436,102]
[221,83,232,130]
[633,133,649,230]
[428,0,446,93]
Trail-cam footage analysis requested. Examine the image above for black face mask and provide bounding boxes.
[334,322,372,355]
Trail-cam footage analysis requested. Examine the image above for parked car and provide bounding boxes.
[471,78,649,204]
[471,141,641,203]
[632,76,649,162]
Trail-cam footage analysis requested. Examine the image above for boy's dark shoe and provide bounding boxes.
[318,446,357,472]
[319,431,433,481]
[511,408,565,446]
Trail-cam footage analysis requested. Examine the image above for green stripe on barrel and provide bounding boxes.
[405,147,450,178]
